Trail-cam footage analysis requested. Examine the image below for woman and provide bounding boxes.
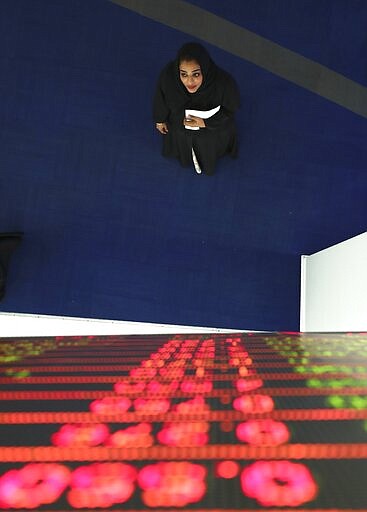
[153,42,240,176]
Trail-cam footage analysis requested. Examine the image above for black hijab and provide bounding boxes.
[175,42,218,97]
[153,42,239,122]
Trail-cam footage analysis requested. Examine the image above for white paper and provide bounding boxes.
[185,105,221,130]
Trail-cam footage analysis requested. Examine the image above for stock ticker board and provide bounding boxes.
[0,332,366,511]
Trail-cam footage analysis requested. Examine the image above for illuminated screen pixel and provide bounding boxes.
[0,332,366,510]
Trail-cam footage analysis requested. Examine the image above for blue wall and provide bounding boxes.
[0,0,366,330]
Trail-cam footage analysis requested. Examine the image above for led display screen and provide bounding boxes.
[0,332,366,510]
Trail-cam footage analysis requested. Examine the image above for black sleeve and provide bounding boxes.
[205,74,240,129]
[153,69,170,123]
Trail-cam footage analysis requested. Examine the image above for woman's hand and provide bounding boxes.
[183,115,206,129]
[156,122,169,134]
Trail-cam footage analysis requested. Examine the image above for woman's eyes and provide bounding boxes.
[181,73,201,78]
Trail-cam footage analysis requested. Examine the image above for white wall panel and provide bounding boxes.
[301,232,367,332]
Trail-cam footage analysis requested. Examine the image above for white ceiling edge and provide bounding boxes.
[0,312,258,337]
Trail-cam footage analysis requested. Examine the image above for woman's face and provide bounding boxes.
[179,59,203,93]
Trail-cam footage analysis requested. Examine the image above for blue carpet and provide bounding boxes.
[0,0,366,330]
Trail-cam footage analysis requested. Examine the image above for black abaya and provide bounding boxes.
[153,43,240,175]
